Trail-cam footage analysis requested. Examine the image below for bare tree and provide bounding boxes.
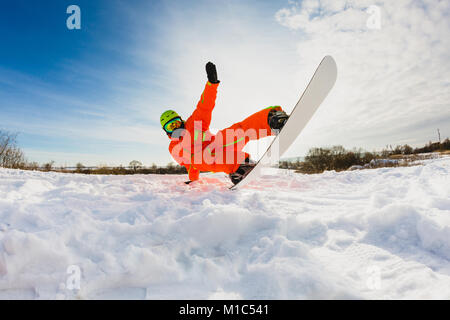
[42,161,55,172]
[26,162,39,170]
[0,131,14,161]
[0,130,26,168]
[166,162,175,173]
[76,162,85,172]
[129,160,143,172]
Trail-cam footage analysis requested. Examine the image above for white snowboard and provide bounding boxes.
[230,55,338,190]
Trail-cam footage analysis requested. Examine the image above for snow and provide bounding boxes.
[0,156,449,299]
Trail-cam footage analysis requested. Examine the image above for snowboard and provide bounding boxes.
[230,55,338,190]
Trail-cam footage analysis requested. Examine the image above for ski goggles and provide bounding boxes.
[163,117,182,134]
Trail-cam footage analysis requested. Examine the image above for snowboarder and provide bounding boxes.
[160,62,288,184]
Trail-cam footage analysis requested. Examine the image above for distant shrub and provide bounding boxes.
[42,161,55,171]
[393,145,403,155]
[295,146,377,174]
[69,162,187,175]
[0,130,26,168]
[402,144,413,155]
[129,160,143,172]
[26,162,40,170]
[442,138,450,150]
[76,162,85,172]
[389,144,413,155]
[413,141,442,154]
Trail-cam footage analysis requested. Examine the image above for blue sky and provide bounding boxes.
[0,0,170,166]
[1,0,449,166]
[0,0,292,166]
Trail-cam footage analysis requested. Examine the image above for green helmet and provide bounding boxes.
[160,110,180,128]
[160,110,183,135]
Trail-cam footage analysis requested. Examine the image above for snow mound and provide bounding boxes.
[0,156,449,299]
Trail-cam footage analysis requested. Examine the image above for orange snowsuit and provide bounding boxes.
[169,81,281,181]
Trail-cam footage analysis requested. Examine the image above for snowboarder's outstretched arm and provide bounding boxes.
[189,62,220,131]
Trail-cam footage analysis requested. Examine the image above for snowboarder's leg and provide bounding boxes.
[206,106,288,177]
[228,157,256,185]
[221,106,287,184]
[224,106,284,140]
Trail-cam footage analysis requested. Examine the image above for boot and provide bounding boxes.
[229,157,256,185]
[268,109,289,132]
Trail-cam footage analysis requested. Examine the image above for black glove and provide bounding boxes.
[206,62,220,84]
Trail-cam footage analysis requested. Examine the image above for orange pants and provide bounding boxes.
[201,106,282,174]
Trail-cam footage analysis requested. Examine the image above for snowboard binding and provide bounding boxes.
[229,158,256,185]
[268,109,289,133]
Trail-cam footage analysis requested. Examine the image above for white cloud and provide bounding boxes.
[143,0,449,162]
[274,0,450,156]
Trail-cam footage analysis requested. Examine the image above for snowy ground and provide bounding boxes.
[0,156,449,299]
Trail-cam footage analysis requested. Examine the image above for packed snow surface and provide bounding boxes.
[0,156,449,299]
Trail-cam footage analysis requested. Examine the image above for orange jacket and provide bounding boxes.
[169,81,279,181]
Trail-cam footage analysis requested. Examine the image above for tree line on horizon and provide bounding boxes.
[1,129,449,175]
[0,130,186,174]
[279,139,450,174]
